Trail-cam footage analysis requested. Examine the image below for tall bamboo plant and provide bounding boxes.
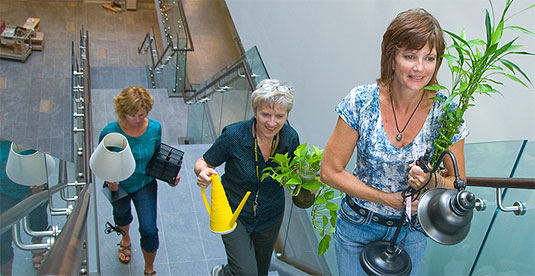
[427,0,534,166]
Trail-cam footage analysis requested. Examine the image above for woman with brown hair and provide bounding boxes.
[320,9,468,275]
[99,86,180,276]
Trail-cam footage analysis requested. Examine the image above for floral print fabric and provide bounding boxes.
[335,83,469,217]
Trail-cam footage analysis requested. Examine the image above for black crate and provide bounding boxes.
[146,143,184,184]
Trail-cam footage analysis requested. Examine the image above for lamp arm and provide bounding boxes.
[417,149,465,190]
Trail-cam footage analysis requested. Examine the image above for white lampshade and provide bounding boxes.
[89,132,135,182]
[6,143,56,186]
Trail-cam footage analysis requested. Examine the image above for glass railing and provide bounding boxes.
[420,140,535,276]
[275,140,534,275]
[0,27,92,275]
[184,46,264,144]
[137,0,194,97]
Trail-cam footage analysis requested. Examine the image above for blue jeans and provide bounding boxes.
[112,179,158,253]
[335,197,427,276]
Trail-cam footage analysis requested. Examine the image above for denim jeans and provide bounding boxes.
[335,196,427,276]
[112,179,158,253]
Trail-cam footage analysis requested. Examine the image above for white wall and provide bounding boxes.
[226,0,535,147]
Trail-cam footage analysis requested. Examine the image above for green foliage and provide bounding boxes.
[262,143,342,255]
[425,0,535,166]
[311,184,342,255]
[262,143,324,195]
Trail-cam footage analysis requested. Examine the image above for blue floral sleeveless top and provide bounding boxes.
[336,83,469,218]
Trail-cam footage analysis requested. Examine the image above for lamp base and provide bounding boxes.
[359,240,411,276]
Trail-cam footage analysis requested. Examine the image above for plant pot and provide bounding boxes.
[292,188,315,209]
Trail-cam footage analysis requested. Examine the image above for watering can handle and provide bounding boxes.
[201,188,211,216]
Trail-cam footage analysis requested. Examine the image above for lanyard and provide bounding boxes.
[252,119,278,216]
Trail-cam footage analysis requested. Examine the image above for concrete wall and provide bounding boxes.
[225,0,535,148]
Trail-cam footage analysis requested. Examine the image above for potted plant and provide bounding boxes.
[262,143,324,208]
[426,0,534,166]
[262,143,342,255]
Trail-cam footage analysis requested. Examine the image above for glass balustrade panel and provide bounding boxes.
[217,76,252,134]
[0,138,58,275]
[186,102,205,144]
[245,46,269,84]
[470,141,534,275]
[420,140,530,275]
[202,89,224,144]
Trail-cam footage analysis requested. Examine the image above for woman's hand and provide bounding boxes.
[385,191,419,214]
[30,184,45,194]
[107,181,119,192]
[197,167,217,188]
[169,174,181,187]
[408,161,431,191]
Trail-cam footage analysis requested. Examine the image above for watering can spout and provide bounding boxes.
[201,174,251,234]
[229,190,251,227]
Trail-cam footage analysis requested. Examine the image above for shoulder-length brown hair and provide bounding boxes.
[113,86,154,119]
[377,8,446,87]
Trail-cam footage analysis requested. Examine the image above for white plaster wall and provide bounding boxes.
[225,0,535,147]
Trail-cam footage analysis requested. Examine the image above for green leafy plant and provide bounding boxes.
[426,0,534,166]
[261,143,324,195]
[262,143,341,255]
[310,183,342,255]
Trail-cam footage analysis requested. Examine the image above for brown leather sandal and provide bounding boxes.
[144,271,156,276]
[117,242,131,264]
[31,249,46,270]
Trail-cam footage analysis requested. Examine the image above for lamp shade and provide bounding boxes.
[417,188,475,245]
[89,133,135,182]
[6,143,56,186]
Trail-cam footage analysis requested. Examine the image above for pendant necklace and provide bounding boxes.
[390,90,425,142]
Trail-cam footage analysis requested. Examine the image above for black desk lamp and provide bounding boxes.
[359,150,476,275]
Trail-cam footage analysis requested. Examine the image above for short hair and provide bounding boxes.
[377,8,445,87]
[251,79,294,113]
[113,86,154,119]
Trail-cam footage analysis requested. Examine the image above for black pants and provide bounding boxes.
[221,214,283,276]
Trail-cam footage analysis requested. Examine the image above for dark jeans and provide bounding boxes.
[0,193,49,264]
[220,214,283,276]
[111,179,159,253]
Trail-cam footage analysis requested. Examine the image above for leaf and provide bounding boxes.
[326,202,339,211]
[490,19,504,45]
[286,176,301,185]
[315,195,327,204]
[498,72,530,88]
[468,39,486,47]
[425,85,447,91]
[324,190,335,200]
[505,26,535,36]
[485,9,492,46]
[318,235,331,256]
[444,29,471,49]
[500,59,534,86]
[302,179,322,190]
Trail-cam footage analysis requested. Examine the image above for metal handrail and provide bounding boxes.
[0,182,68,236]
[467,177,535,189]
[37,181,91,276]
[137,32,152,54]
[174,0,194,51]
[184,57,255,103]
[33,25,94,276]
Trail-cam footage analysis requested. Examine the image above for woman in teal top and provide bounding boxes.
[98,86,180,276]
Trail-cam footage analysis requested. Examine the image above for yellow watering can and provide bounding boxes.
[201,174,251,234]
